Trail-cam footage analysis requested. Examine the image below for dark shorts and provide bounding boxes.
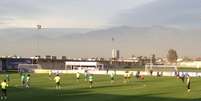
[89,81,93,84]
[22,80,25,84]
[26,81,30,85]
[180,77,185,82]
[1,89,6,96]
[56,82,60,86]
[111,77,114,80]
[77,77,80,80]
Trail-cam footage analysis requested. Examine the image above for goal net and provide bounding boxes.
[145,64,177,72]
[18,64,42,73]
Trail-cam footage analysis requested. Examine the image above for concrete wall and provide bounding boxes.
[178,61,201,68]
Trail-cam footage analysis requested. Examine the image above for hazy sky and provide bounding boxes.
[114,0,201,28]
[1,0,201,28]
[0,0,201,58]
[0,0,155,28]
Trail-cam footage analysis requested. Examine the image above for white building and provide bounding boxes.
[178,61,201,68]
[112,48,120,59]
[65,61,105,70]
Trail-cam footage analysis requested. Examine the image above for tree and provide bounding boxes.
[167,49,178,64]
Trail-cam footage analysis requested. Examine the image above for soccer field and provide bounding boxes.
[1,73,201,101]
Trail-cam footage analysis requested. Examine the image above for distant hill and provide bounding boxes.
[0,26,200,57]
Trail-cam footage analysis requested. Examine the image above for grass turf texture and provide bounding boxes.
[0,73,201,101]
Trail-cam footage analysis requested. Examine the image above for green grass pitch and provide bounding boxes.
[0,73,201,101]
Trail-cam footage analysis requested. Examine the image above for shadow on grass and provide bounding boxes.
[6,86,201,101]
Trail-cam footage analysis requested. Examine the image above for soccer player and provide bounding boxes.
[48,70,52,80]
[1,80,8,100]
[54,74,61,89]
[26,74,31,88]
[124,71,128,83]
[186,75,191,92]
[88,74,94,88]
[140,75,144,80]
[84,70,88,81]
[76,72,80,82]
[21,74,26,87]
[179,72,185,83]
[136,71,140,80]
[150,70,153,76]
[110,72,115,83]
[128,72,132,81]
[106,68,109,74]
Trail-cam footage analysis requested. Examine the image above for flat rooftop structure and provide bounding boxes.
[65,61,105,70]
[66,61,100,66]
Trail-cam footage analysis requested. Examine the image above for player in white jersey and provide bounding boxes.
[110,72,115,83]
[88,74,94,88]
[26,74,31,88]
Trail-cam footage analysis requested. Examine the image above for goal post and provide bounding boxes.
[18,64,42,72]
[145,64,177,72]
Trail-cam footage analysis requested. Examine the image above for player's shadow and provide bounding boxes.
[7,86,201,101]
